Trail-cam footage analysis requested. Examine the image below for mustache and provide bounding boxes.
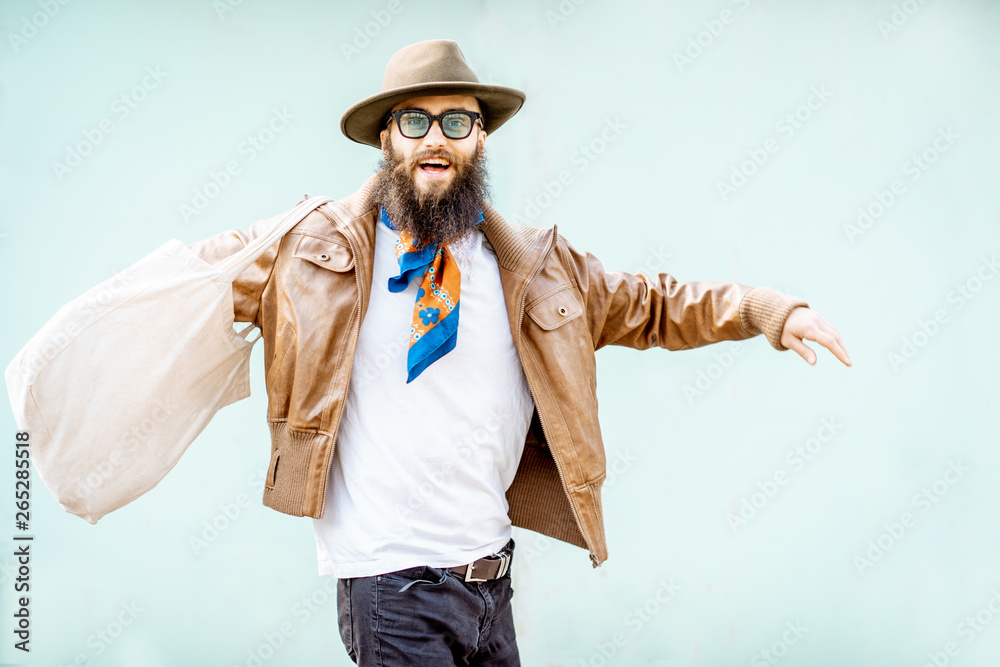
[396,147,474,172]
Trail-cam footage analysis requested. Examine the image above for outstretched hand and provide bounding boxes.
[780,307,852,367]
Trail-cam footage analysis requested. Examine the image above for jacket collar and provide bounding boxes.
[327,172,557,280]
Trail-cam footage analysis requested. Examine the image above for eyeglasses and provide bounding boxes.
[386,109,483,140]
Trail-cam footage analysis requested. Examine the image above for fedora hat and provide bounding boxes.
[340,39,526,149]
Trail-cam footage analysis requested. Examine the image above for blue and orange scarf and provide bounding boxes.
[379,205,484,383]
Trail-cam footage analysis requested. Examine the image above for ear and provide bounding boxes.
[379,128,390,158]
[477,126,487,153]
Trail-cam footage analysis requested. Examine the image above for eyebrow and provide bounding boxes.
[398,106,477,114]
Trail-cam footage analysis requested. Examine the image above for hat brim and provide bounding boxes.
[340,81,526,149]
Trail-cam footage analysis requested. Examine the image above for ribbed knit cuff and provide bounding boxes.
[738,286,810,351]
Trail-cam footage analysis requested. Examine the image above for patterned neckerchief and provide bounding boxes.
[379,204,485,382]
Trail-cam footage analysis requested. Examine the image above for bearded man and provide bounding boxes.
[188,39,851,666]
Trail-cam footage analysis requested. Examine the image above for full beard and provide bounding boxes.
[371,141,492,250]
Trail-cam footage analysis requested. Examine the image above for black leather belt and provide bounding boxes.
[450,540,513,582]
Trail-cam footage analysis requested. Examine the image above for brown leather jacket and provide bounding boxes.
[187,173,809,568]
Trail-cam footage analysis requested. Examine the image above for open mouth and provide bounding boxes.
[418,157,451,175]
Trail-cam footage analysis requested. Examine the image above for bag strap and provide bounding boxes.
[216,195,334,282]
[319,197,357,227]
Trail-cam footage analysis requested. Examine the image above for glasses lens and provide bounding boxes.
[398,111,430,138]
[441,113,473,139]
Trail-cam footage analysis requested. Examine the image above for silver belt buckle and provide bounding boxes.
[464,548,511,582]
[464,558,488,582]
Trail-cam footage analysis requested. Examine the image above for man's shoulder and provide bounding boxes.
[285,175,381,238]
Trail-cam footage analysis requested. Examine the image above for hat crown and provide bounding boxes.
[382,39,480,91]
[340,39,524,148]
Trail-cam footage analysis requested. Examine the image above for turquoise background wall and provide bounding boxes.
[2,0,999,665]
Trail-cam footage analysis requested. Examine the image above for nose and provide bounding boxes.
[421,118,448,147]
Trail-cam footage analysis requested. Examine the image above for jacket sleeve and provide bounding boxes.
[558,236,810,352]
[185,210,286,326]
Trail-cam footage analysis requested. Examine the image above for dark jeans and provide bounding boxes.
[337,538,519,666]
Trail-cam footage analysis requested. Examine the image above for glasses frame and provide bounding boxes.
[386,109,483,140]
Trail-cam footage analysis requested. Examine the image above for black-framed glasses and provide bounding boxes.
[386,109,483,140]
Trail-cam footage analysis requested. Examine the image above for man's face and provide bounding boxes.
[372,93,492,249]
[379,94,486,197]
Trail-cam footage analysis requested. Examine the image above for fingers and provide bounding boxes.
[785,336,817,365]
[785,314,852,367]
[814,320,851,366]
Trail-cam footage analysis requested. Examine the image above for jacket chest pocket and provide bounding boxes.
[292,234,355,271]
[525,286,584,331]
[287,234,358,310]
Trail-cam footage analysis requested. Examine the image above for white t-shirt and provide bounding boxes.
[312,219,535,578]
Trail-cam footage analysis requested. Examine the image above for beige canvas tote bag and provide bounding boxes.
[5,196,333,524]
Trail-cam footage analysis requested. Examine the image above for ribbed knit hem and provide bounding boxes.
[738,287,810,351]
[262,421,335,518]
